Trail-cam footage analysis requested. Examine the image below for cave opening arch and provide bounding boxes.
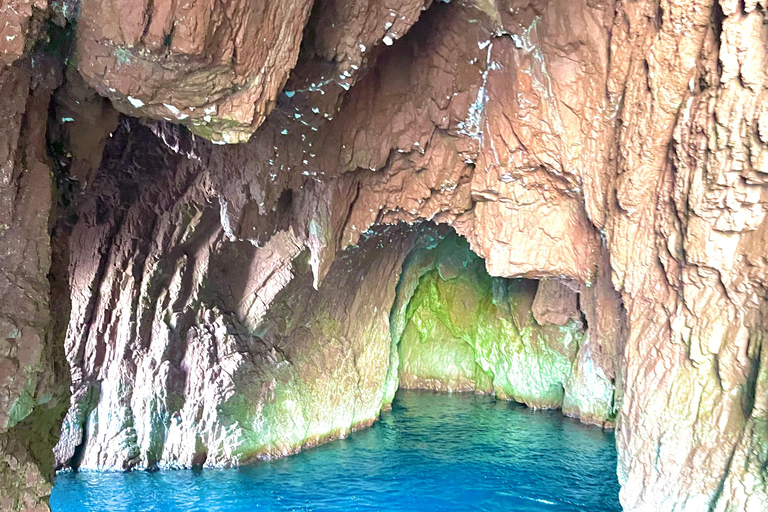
[55,217,620,473]
[388,224,618,426]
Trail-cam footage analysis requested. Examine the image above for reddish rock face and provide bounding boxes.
[532,280,581,327]
[76,0,315,142]
[608,1,768,508]
[73,0,436,143]
[0,58,69,512]
[1,0,768,510]
[0,0,47,67]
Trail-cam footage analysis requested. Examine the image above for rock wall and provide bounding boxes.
[0,0,766,511]
[607,1,768,508]
[57,212,411,469]
[0,55,69,511]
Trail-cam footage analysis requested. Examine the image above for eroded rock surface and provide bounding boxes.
[58,219,410,468]
[0,57,69,511]
[606,1,768,509]
[0,0,767,510]
[75,0,314,143]
[74,0,440,143]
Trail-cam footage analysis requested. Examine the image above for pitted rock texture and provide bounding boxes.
[0,0,767,510]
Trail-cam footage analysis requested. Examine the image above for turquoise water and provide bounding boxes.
[51,391,621,512]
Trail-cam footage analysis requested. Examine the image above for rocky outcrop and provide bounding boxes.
[0,0,47,67]
[0,0,767,511]
[52,129,612,468]
[75,0,314,143]
[74,0,438,143]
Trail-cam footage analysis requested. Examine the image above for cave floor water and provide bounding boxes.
[51,391,621,512]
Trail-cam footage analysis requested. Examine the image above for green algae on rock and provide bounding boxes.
[216,230,410,462]
[395,231,616,423]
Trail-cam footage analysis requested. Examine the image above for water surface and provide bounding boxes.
[52,391,621,511]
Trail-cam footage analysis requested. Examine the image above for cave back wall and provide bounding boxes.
[1,0,767,511]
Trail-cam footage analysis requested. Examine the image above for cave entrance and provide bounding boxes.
[52,222,622,511]
[389,225,616,426]
[54,217,617,476]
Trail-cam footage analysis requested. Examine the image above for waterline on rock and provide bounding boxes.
[51,391,620,512]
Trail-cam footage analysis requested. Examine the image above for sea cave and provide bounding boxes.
[1,0,767,511]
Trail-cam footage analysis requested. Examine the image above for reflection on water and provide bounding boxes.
[52,391,621,511]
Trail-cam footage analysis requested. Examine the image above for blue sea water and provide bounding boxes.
[51,391,621,512]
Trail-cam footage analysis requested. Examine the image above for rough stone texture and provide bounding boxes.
[564,246,625,427]
[53,139,412,468]
[76,0,315,142]
[73,0,439,143]
[310,0,432,73]
[54,0,768,509]
[50,119,418,469]
[0,0,767,510]
[0,59,69,511]
[607,0,768,509]
[531,279,581,327]
[0,0,47,67]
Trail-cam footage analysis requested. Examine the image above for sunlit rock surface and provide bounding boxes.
[57,224,410,470]
[0,0,767,510]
